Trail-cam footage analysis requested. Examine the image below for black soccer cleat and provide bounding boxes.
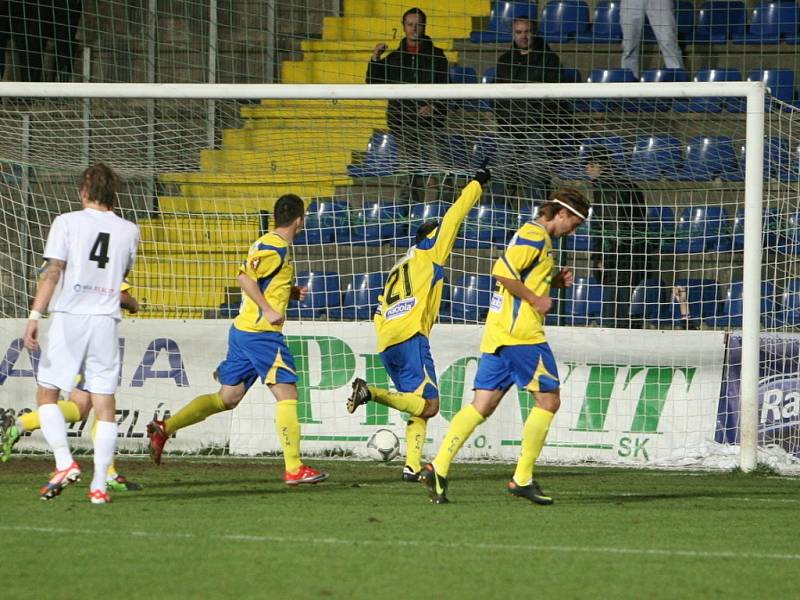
[346,378,371,414]
[507,479,554,505]
[421,463,449,504]
[401,465,421,483]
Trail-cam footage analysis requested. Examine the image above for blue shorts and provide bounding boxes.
[473,343,560,393]
[216,326,297,391]
[379,334,438,400]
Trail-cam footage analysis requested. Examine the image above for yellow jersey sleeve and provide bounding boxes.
[491,226,546,281]
[418,180,483,266]
[233,233,293,333]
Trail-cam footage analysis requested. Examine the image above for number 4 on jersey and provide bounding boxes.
[89,232,111,268]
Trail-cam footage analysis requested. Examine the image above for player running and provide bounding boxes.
[22,163,139,503]
[0,280,142,492]
[421,188,591,504]
[146,193,329,486]
[346,163,491,481]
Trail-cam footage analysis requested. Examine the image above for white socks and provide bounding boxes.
[38,403,73,471]
[91,420,118,492]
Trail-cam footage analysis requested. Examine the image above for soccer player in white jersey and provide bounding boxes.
[23,163,139,503]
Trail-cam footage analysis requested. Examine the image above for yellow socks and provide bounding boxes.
[513,407,555,486]
[368,386,426,416]
[164,392,227,435]
[18,400,81,433]
[432,404,485,478]
[276,399,302,473]
[405,417,427,473]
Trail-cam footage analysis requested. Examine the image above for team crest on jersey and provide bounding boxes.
[385,297,416,320]
[249,257,260,270]
[490,292,503,312]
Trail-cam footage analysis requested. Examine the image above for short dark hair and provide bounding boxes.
[273,194,305,227]
[586,149,611,167]
[402,7,427,24]
[512,16,536,27]
[80,163,120,209]
[415,220,439,245]
[537,188,591,221]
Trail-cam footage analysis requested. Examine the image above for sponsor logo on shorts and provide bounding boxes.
[385,297,416,320]
[490,293,503,312]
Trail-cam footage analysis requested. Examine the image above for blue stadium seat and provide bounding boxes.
[628,135,684,180]
[646,206,675,240]
[777,208,800,254]
[349,202,406,246]
[287,271,342,319]
[539,0,590,42]
[629,278,665,325]
[561,276,603,325]
[642,0,694,42]
[470,1,537,43]
[682,136,739,181]
[397,201,449,247]
[440,274,494,323]
[347,133,398,178]
[748,68,796,108]
[693,1,747,42]
[439,134,470,170]
[668,278,719,324]
[469,135,499,169]
[636,68,689,112]
[585,69,636,112]
[780,278,800,326]
[481,66,497,84]
[562,218,597,251]
[560,67,583,82]
[705,280,778,328]
[294,200,349,245]
[777,139,800,182]
[340,272,384,320]
[732,0,800,43]
[449,67,492,112]
[456,204,509,249]
[673,69,742,113]
[670,206,730,253]
[574,0,622,42]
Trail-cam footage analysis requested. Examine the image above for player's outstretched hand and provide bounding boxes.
[474,160,491,186]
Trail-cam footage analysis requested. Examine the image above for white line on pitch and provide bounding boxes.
[3,525,800,562]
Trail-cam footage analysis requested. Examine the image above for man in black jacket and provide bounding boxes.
[586,152,650,328]
[366,7,449,176]
[494,16,570,200]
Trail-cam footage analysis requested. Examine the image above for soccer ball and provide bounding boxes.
[366,429,400,462]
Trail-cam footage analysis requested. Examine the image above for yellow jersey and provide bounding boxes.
[374,180,484,351]
[480,221,554,353]
[233,232,293,334]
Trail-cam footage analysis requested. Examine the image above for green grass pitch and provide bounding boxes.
[2,458,798,599]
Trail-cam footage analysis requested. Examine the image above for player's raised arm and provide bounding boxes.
[429,163,491,265]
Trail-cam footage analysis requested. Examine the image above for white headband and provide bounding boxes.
[551,198,588,220]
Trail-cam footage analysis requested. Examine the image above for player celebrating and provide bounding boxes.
[23,163,139,503]
[421,189,591,504]
[146,193,329,486]
[0,281,142,492]
[346,164,491,481]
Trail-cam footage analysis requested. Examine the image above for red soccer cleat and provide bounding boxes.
[39,461,82,501]
[284,465,329,486]
[147,420,168,465]
[88,489,111,504]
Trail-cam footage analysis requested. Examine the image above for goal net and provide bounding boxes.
[0,77,797,473]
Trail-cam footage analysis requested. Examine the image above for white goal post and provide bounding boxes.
[0,81,767,472]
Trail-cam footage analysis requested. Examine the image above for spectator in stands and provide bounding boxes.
[494,16,569,200]
[52,0,82,82]
[621,0,684,78]
[366,7,449,201]
[585,151,649,328]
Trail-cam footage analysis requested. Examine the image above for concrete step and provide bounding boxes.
[156,196,278,214]
[322,16,475,41]
[199,149,355,174]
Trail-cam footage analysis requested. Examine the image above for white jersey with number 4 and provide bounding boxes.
[43,207,139,319]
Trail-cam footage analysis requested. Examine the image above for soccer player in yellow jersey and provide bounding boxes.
[146,194,328,485]
[421,188,591,504]
[0,281,142,491]
[346,164,491,481]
